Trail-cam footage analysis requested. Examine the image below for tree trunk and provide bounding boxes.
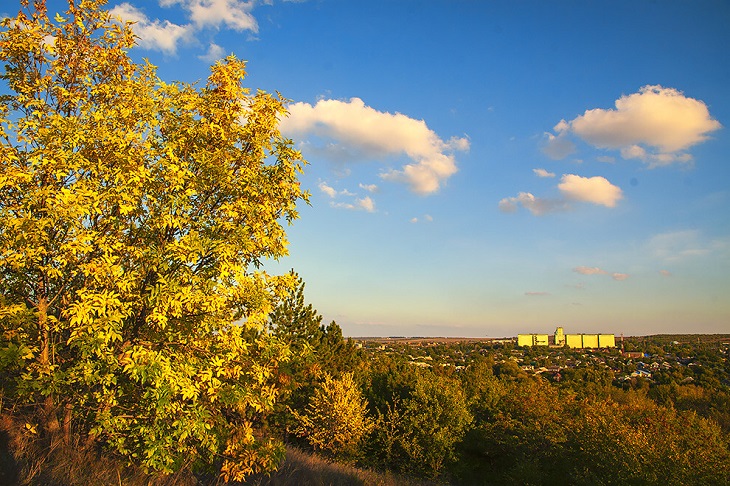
[37,298,60,440]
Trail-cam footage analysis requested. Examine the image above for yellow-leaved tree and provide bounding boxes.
[292,372,373,461]
[0,0,307,481]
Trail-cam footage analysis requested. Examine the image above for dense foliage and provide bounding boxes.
[0,0,306,481]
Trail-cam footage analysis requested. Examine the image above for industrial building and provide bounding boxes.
[518,327,615,348]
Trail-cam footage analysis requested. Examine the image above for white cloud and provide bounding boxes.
[187,0,258,31]
[498,192,568,216]
[359,183,379,193]
[500,173,621,215]
[111,3,193,55]
[557,174,622,208]
[545,85,721,166]
[410,214,434,224]
[281,98,469,195]
[197,42,226,62]
[659,270,673,277]
[332,196,376,213]
[611,273,630,281]
[533,168,555,178]
[357,196,376,213]
[318,181,337,198]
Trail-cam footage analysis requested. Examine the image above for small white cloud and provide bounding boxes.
[611,273,630,281]
[558,174,622,208]
[498,192,568,216]
[659,270,673,277]
[332,197,375,213]
[197,42,226,62]
[359,183,379,193]
[356,196,376,213]
[318,181,337,198]
[533,168,556,178]
[111,3,192,55]
[410,214,434,224]
[281,97,469,195]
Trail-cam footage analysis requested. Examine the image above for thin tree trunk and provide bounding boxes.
[38,298,60,439]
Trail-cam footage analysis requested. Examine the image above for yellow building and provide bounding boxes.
[564,332,616,349]
[519,328,616,348]
[565,334,583,348]
[582,334,599,348]
[517,334,549,346]
[598,334,616,348]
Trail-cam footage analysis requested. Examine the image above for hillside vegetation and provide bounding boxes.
[1,2,729,485]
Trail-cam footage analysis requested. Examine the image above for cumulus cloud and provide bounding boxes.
[280,98,469,195]
[162,0,258,32]
[111,3,193,55]
[500,173,622,215]
[544,86,721,166]
[533,168,555,178]
[113,0,262,55]
[557,174,622,208]
[611,273,630,281]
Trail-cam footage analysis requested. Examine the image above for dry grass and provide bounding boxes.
[0,413,196,486]
[241,446,446,486]
[1,413,445,486]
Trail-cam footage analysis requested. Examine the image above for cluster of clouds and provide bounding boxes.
[110,0,269,58]
[543,85,721,167]
[110,3,471,215]
[502,85,720,217]
[317,181,377,213]
[499,173,622,216]
[281,98,469,197]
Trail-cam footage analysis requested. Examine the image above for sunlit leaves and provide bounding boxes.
[0,0,307,479]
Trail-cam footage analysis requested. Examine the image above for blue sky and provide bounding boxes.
[34,1,730,337]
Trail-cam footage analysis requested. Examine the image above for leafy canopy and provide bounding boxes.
[0,0,307,480]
